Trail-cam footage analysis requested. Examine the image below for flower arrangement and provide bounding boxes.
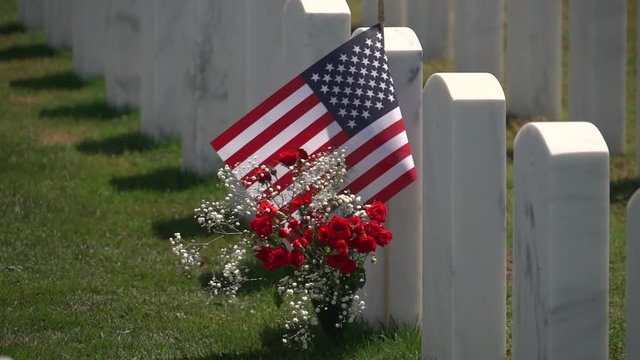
[170,148,393,349]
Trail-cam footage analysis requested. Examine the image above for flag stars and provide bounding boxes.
[369,69,378,77]
[310,73,320,82]
[331,86,341,94]
[372,60,380,68]
[350,55,359,63]
[348,66,357,74]
[337,64,346,72]
[366,89,375,97]
[329,96,338,105]
[379,82,387,90]
[375,102,384,110]
[387,94,395,102]
[352,98,361,106]
[362,110,371,119]
[376,32,383,40]
[374,41,382,49]
[364,99,373,108]
[365,38,373,46]
[357,78,367,86]
[355,88,364,96]
[325,63,334,71]
[350,109,359,117]
[343,87,353,96]
[346,76,355,85]
[320,85,329,94]
[368,79,377,88]
[361,58,370,66]
[374,50,381,59]
[347,119,357,129]
[338,109,348,117]
[323,74,332,82]
[363,48,372,56]
[377,91,385,100]
[341,97,350,106]
[353,45,362,54]
[339,53,348,62]
[359,67,368,76]
[334,75,344,83]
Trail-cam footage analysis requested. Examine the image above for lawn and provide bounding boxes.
[0,0,637,358]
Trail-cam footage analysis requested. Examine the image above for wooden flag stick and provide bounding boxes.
[378,0,385,24]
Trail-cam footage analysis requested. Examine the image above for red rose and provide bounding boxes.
[303,228,314,240]
[255,168,272,184]
[376,229,393,246]
[298,148,309,160]
[291,193,312,208]
[317,224,335,246]
[278,149,299,166]
[294,237,308,248]
[326,253,349,269]
[291,249,305,268]
[278,227,290,239]
[256,201,278,217]
[349,215,366,235]
[255,246,274,262]
[340,259,357,274]
[264,247,291,271]
[329,216,352,241]
[334,240,348,254]
[366,201,387,222]
[288,218,300,230]
[353,235,377,253]
[250,216,273,237]
[364,221,382,238]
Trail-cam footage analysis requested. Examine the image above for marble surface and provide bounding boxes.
[352,27,423,324]
[72,0,106,80]
[141,0,188,141]
[628,190,640,360]
[507,0,562,120]
[104,0,141,110]
[282,0,351,81]
[422,73,506,360]
[21,0,43,29]
[513,122,609,360]
[361,0,407,26]
[43,0,72,50]
[408,0,451,60]
[246,0,288,108]
[454,0,503,80]
[181,1,251,176]
[569,0,626,155]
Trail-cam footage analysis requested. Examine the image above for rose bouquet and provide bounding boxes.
[170,148,393,348]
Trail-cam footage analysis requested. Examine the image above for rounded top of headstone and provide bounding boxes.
[353,27,421,52]
[288,0,351,14]
[516,122,609,156]
[629,189,640,215]
[425,73,504,101]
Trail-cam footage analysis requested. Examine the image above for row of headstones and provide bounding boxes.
[16,1,639,359]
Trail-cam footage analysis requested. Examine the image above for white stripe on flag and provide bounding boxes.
[358,155,415,203]
[217,84,313,160]
[343,131,409,185]
[339,107,403,156]
[234,102,329,178]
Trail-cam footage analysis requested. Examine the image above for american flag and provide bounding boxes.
[211,24,416,204]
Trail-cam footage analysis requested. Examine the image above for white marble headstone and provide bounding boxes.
[628,190,640,360]
[72,0,106,80]
[422,73,506,360]
[408,0,452,60]
[569,0,626,155]
[352,27,423,325]
[43,0,72,50]
[507,0,562,120]
[361,0,407,27]
[513,122,609,360]
[282,0,351,81]
[454,0,504,80]
[104,0,141,110]
[140,0,188,141]
[181,0,251,176]
[22,0,43,29]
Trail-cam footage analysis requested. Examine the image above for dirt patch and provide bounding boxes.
[38,129,84,146]
[506,250,513,281]
[9,94,49,106]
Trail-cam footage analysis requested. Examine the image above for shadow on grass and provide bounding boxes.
[40,100,128,121]
[179,320,383,360]
[110,167,207,192]
[76,132,158,155]
[0,43,55,61]
[0,22,25,35]
[611,177,640,205]
[10,70,85,90]
[152,214,203,241]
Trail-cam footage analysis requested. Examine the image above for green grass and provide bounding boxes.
[1,0,637,358]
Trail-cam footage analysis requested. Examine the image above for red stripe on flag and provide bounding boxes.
[240,112,336,187]
[344,143,413,195]
[345,120,407,167]
[367,167,417,204]
[210,76,306,151]
[224,94,321,167]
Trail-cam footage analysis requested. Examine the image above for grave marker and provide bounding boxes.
[628,190,640,360]
[408,0,452,60]
[422,73,506,359]
[513,122,609,360]
[569,0,626,154]
[507,0,562,120]
[72,0,106,80]
[43,0,72,50]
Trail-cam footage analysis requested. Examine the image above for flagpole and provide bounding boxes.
[378,0,385,26]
